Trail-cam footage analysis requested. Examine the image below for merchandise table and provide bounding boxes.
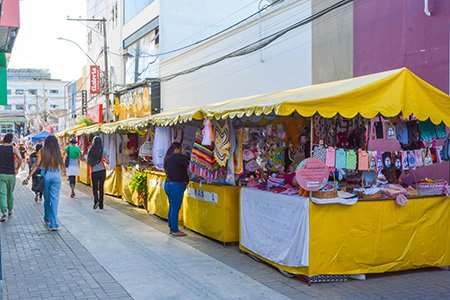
[146,171,183,222]
[104,166,122,197]
[183,182,240,243]
[240,188,450,276]
[78,160,91,185]
[121,166,143,207]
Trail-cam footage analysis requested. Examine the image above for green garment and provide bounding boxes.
[65,145,81,159]
[0,174,16,213]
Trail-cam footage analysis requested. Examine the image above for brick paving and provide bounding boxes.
[0,176,132,300]
[1,174,450,299]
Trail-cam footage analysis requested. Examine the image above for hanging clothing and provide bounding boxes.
[213,122,231,167]
[202,119,214,146]
[153,127,172,170]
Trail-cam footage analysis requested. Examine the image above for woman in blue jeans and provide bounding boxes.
[25,135,66,231]
[164,142,190,237]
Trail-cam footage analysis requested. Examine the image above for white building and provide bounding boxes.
[5,69,69,134]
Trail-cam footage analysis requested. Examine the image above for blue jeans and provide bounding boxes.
[43,169,62,229]
[164,181,187,233]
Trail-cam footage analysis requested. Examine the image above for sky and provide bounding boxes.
[9,0,88,81]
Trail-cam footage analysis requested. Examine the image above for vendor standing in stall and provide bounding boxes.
[163,142,190,237]
[64,138,82,198]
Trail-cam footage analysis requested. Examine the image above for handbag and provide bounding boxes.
[31,169,47,193]
[65,146,70,168]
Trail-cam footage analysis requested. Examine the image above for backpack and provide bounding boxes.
[442,134,450,161]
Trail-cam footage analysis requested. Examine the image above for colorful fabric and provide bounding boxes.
[358,150,369,171]
[435,122,447,139]
[401,151,409,170]
[396,122,408,145]
[225,122,236,185]
[415,149,424,167]
[419,119,437,142]
[213,123,231,167]
[202,119,214,146]
[234,129,244,175]
[335,148,346,169]
[190,130,219,182]
[313,145,326,162]
[346,150,357,170]
[326,147,336,168]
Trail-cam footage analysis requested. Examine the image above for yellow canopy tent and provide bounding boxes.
[74,123,102,136]
[145,68,449,126]
[56,124,87,138]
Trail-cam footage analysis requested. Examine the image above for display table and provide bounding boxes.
[121,166,143,207]
[240,191,450,276]
[104,166,122,197]
[146,171,183,222]
[183,182,240,243]
[78,160,91,185]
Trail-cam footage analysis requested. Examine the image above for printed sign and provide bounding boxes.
[296,158,329,191]
[186,187,218,204]
[81,90,87,115]
[86,104,103,123]
[90,65,101,94]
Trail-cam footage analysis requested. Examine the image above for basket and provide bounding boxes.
[414,180,447,196]
[358,190,382,199]
[312,190,337,199]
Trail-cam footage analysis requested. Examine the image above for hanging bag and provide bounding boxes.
[32,168,47,194]
[65,146,71,168]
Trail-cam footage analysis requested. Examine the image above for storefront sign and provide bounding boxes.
[186,188,218,204]
[81,90,87,115]
[296,158,329,191]
[89,65,101,94]
[86,104,103,123]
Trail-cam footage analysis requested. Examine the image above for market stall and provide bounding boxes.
[193,68,450,279]
[73,124,102,186]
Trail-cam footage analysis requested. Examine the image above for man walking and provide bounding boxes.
[0,133,22,222]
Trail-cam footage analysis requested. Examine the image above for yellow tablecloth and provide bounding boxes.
[104,166,122,197]
[146,171,183,222]
[121,166,143,207]
[240,196,450,276]
[183,182,240,243]
[78,160,91,185]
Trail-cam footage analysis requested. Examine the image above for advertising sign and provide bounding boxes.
[295,158,329,191]
[81,90,87,115]
[86,104,103,123]
[89,65,101,94]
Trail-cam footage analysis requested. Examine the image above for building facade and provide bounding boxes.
[6,69,69,135]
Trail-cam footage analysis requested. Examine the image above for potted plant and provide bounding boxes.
[130,170,148,208]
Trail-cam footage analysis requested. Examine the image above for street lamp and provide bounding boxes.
[56,33,111,122]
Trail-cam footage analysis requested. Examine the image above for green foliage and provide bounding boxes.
[77,118,93,127]
[130,170,148,197]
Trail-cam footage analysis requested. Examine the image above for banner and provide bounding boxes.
[81,90,87,115]
[89,65,101,94]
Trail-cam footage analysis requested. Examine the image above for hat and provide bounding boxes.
[69,138,77,144]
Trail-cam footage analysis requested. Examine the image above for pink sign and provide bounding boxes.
[296,158,329,191]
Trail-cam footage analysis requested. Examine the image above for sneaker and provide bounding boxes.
[0,214,6,222]
[44,220,50,226]
[93,202,99,210]
[171,231,187,237]
[8,210,13,218]
[50,227,59,232]
[35,195,39,202]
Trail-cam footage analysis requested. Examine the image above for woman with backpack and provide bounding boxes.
[87,137,109,210]
[24,135,66,231]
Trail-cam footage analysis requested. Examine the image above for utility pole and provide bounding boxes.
[67,17,111,122]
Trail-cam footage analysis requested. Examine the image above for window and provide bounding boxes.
[4,105,11,110]
[7,89,11,95]
[15,89,24,95]
[15,104,24,110]
[50,104,59,109]
[124,0,155,23]
[49,89,59,94]
[28,89,37,95]
[28,104,36,110]
[0,124,13,134]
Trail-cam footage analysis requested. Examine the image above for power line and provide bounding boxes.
[160,0,353,82]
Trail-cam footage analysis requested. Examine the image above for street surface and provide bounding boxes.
[1,172,450,299]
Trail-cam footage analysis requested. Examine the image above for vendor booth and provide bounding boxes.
[73,124,103,185]
[55,68,450,281]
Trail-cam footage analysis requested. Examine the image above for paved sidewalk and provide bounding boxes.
[2,173,450,300]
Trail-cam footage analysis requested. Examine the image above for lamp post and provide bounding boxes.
[56,20,111,122]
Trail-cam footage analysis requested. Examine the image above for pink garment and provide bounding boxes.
[326,147,336,168]
[202,119,214,146]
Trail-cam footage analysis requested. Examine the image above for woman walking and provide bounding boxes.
[0,133,23,222]
[87,137,108,210]
[64,138,82,198]
[25,135,65,231]
[28,144,43,202]
[163,142,190,237]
